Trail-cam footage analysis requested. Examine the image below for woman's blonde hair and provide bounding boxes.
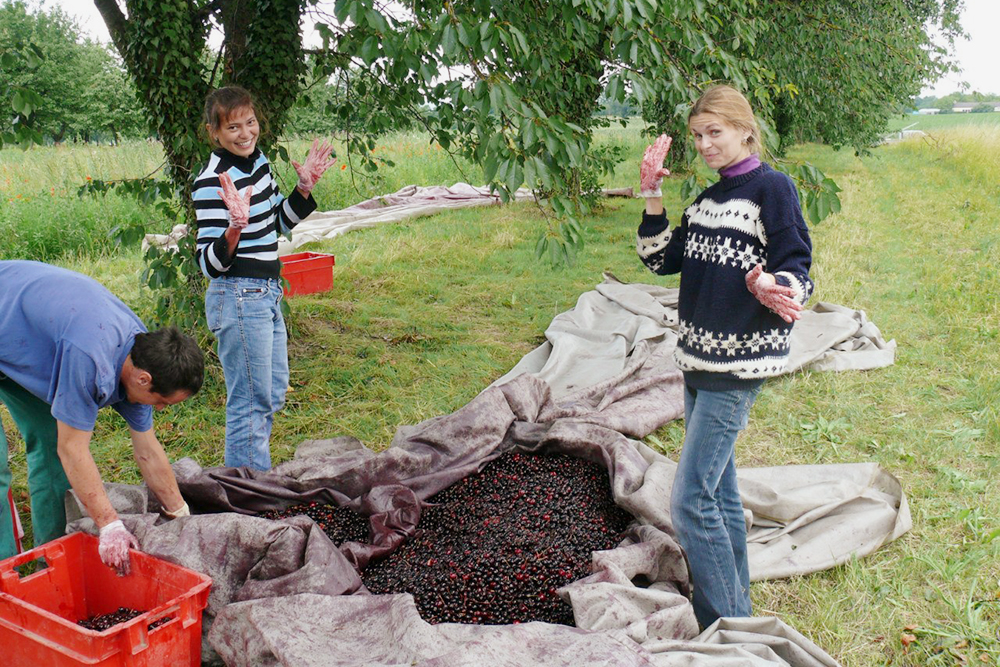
[688,85,762,155]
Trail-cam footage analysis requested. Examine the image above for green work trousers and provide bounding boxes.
[0,375,70,559]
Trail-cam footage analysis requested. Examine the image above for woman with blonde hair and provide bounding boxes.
[636,84,813,628]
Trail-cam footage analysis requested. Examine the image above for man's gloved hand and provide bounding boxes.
[98,519,139,576]
[292,139,337,196]
[745,264,803,323]
[162,501,190,519]
[217,172,252,230]
[640,134,672,198]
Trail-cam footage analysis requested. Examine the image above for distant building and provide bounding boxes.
[918,108,941,115]
[952,101,1000,113]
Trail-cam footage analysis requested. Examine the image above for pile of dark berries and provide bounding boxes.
[362,452,633,626]
[257,501,369,546]
[77,607,170,632]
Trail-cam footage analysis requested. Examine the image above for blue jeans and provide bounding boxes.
[206,277,288,470]
[671,383,760,628]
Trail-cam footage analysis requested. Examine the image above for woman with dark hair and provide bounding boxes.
[192,86,336,471]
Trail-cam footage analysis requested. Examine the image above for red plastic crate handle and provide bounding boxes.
[0,541,68,594]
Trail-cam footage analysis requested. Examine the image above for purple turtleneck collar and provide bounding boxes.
[719,154,761,179]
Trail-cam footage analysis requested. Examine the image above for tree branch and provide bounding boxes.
[303,48,351,58]
[92,0,130,56]
[195,0,226,21]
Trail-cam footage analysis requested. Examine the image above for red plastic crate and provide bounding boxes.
[280,251,335,296]
[0,532,212,667]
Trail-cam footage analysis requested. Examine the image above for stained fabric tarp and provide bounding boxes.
[142,183,534,256]
[208,595,839,666]
[66,277,905,666]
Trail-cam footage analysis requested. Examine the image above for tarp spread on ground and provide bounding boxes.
[276,183,536,255]
[141,183,534,255]
[491,274,896,398]
[67,277,903,666]
[143,183,636,256]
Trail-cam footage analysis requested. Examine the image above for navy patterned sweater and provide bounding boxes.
[193,148,316,280]
[637,163,813,390]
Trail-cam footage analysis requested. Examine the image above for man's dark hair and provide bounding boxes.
[131,327,205,396]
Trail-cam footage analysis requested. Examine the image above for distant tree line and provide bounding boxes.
[914,91,1000,112]
[0,0,145,144]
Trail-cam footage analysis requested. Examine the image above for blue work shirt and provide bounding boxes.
[0,261,153,432]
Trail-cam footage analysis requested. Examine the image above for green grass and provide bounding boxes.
[0,134,486,261]
[887,111,1000,132]
[2,124,999,665]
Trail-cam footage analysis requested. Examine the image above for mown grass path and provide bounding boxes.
[2,126,998,665]
[745,131,1000,665]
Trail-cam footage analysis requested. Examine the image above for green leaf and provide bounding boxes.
[334,0,354,23]
[806,196,820,225]
[533,157,552,189]
[483,152,499,183]
[457,22,472,48]
[11,90,26,115]
[505,160,524,193]
[816,192,830,221]
[361,36,379,65]
[535,233,548,260]
[25,46,43,69]
[509,26,529,55]
[523,155,537,186]
[565,140,582,165]
[441,24,458,55]
[826,189,840,213]
[606,76,622,103]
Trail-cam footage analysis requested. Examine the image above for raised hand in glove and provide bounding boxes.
[217,172,253,230]
[98,519,139,576]
[745,264,803,323]
[292,139,337,196]
[640,134,673,198]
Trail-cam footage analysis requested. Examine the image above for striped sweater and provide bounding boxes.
[637,163,813,390]
[193,148,316,280]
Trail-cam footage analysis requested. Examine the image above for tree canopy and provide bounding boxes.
[30,0,959,320]
[757,0,965,152]
[0,0,144,145]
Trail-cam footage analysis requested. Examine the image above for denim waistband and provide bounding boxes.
[210,276,282,287]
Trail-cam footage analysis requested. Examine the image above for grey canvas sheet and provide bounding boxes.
[492,274,895,398]
[65,277,904,666]
[142,183,534,255]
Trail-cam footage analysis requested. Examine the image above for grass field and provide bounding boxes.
[1,119,998,665]
[887,111,1000,132]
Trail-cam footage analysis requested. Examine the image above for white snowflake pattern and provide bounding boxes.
[678,319,790,358]
[684,233,764,270]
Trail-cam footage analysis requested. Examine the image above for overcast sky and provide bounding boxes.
[44,0,1000,97]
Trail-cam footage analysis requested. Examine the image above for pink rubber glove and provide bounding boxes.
[745,265,803,323]
[217,172,252,230]
[640,134,672,197]
[291,139,337,195]
[98,519,139,576]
